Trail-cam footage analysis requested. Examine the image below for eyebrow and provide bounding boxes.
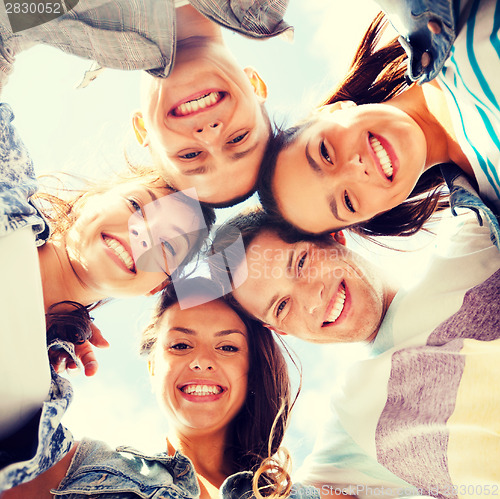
[146,188,159,202]
[168,327,245,337]
[230,141,260,161]
[182,140,261,176]
[304,142,348,224]
[262,247,295,320]
[215,329,246,337]
[305,141,322,174]
[328,195,347,223]
[183,166,211,176]
[170,327,196,335]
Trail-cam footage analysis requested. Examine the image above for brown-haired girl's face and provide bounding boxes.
[65,182,205,298]
[148,299,249,435]
[272,102,428,233]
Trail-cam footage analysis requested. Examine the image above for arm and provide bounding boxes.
[1,444,77,499]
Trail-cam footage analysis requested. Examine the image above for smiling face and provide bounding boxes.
[133,40,269,205]
[149,299,249,435]
[272,102,428,233]
[232,231,395,344]
[66,182,203,298]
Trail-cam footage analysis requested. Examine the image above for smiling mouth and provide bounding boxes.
[180,384,224,396]
[102,235,136,273]
[170,91,225,117]
[369,134,393,181]
[322,283,346,326]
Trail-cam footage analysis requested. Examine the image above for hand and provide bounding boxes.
[49,323,110,377]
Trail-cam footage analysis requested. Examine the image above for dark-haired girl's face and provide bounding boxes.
[149,300,249,435]
[272,102,427,233]
[65,182,204,298]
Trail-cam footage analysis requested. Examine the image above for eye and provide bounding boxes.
[179,151,202,160]
[344,192,355,213]
[320,140,332,164]
[161,239,177,257]
[219,345,239,353]
[276,298,288,318]
[227,132,248,144]
[127,198,143,216]
[297,253,307,275]
[170,342,191,350]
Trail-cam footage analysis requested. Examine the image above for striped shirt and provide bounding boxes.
[437,0,500,214]
[296,213,500,497]
[0,0,291,93]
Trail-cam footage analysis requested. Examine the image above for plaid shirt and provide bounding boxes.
[0,0,291,91]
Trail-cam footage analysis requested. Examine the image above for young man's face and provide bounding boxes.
[133,40,269,205]
[232,231,393,344]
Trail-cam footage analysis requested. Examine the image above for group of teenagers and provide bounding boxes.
[0,0,499,497]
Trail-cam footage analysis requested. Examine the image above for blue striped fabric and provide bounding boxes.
[437,0,500,214]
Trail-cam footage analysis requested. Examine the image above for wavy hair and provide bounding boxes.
[35,165,215,346]
[140,277,300,499]
[258,13,449,239]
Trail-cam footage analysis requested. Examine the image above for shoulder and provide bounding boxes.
[374,0,457,82]
[190,0,292,39]
[54,440,199,498]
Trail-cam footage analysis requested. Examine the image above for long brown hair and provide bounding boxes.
[140,277,299,498]
[36,166,215,347]
[259,13,448,239]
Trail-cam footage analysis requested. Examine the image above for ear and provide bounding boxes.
[317,101,356,115]
[332,230,347,246]
[244,67,268,102]
[146,279,171,297]
[264,323,287,336]
[132,111,149,147]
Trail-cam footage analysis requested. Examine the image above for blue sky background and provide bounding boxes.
[4,0,442,473]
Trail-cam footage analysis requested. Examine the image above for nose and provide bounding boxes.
[339,154,369,179]
[298,279,324,314]
[194,120,222,144]
[189,350,215,372]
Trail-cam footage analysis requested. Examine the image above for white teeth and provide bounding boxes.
[182,384,222,396]
[323,284,346,325]
[103,236,135,272]
[369,135,393,179]
[175,92,221,116]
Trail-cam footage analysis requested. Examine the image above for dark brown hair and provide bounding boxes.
[140,277,298,498]
[258,13,448,239]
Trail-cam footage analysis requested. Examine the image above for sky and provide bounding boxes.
[3,0,443,474]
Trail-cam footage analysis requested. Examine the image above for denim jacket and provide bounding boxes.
[440,163,500,250]
[375,0,459,83]
[0,103,49,244]
[0,340,76,492]
[52,438,321,499]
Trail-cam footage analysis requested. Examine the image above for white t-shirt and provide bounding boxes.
[297,213,500,497]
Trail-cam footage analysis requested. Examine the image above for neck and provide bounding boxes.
[369,282,399,344]
[168,429,229,489]
[38,237,103,311]
[176,5,224,44]
[387,83,474,177]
